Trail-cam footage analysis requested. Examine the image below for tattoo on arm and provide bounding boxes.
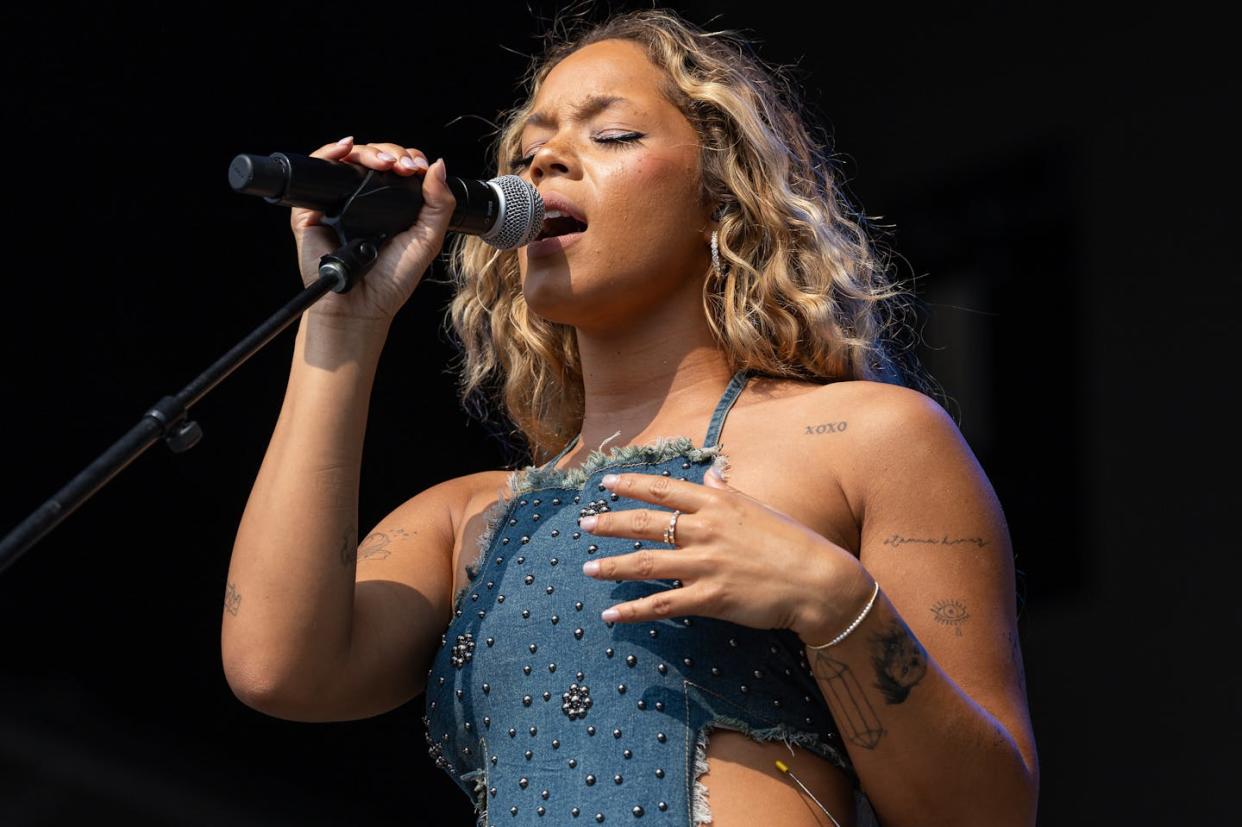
[930,598,970,637]
[882,533,989,550]
[871,619,929,704]
[358,531,393,561]
[224,582,242,616]
[804,420,848,436]
[339,523,358,568]
[810,650,886,749]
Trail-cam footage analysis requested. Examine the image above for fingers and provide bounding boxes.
[581,506,707,547]
[311,137,431,175]
[582,547,694,582]
[600,472,717,513]
[600,583,704,624]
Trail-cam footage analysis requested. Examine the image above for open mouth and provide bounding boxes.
[535,211,588,241]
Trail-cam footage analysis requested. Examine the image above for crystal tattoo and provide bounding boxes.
[810,651,886,749]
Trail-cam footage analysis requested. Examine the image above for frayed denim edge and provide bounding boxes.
[691,716,856,826]
[461,765,488,827]
[452,436,726,612]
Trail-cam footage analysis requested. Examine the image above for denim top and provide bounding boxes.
[423,370,857,825]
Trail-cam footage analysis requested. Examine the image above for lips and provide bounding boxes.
[535,191,588,242]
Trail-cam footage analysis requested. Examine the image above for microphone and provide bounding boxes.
[228,152,544,250]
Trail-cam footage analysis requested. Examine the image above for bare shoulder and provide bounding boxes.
[743,377,964,510]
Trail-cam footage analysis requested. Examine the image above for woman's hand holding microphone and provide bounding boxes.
[291,137,456,329]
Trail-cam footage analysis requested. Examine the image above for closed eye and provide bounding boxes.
[509,132,645,171]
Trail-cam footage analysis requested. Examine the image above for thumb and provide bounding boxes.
[703,459,732,489]
[419,158,457,218]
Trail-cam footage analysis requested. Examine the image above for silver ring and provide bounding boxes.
[663,509,681,547]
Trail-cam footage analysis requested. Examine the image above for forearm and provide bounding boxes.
[222,312,390,704]
[806,587,1037,827]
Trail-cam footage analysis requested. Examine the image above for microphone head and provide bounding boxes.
[483,175,545,250]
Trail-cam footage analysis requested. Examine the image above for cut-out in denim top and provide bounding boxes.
[423,371,856,825]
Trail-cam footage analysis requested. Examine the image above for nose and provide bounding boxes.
[528,140,575,182]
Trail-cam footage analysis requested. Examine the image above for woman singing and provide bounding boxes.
[222,9,1038,826]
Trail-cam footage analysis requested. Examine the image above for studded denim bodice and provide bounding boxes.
[424,371,855,825]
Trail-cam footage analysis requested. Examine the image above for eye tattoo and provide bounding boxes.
[224,582,242,616]
[929,598,970,636]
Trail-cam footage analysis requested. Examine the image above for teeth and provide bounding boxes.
[545,210,566,219]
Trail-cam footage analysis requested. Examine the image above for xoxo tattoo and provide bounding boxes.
[805,421,848,436]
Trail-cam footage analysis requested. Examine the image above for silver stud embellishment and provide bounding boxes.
[450,633,475,668]
[561,682,593,720]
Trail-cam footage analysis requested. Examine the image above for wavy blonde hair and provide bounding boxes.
[446,8,924,465]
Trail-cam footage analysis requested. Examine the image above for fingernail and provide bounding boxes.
[411,156,429,170]
[434,157,447,182]
[399,156,416,169]
[336,136,353,145]
[601,608,620,622]
[601,474,619,488]
[377,151,397,162]
[582,561,599,576]
[579,515,597,531]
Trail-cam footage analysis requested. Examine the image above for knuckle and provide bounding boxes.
[636,551,655,578]
[650,593,674,617]
[599,558,616,578]
[649,476,673,501]
[632,510,652,533]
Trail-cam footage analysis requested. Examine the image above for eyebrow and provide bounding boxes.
[523,94,631,131]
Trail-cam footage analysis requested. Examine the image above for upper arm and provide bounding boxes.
[842,383,1037,776]
[312,470,503,722]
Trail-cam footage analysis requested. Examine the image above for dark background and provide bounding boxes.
[0,1,1233,824]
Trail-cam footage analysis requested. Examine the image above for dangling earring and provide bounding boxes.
[711,229,724,280]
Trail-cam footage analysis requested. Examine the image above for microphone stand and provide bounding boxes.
[0,230,385,576]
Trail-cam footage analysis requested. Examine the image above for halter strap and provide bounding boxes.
[539,369,752,470]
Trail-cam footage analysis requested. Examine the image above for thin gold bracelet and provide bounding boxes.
[804,580,881,650]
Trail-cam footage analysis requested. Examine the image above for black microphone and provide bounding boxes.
[228,152,544,250]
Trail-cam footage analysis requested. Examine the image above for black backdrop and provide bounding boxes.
[0,2,1233,824]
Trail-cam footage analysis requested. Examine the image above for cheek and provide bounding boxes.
[594,151,701,237]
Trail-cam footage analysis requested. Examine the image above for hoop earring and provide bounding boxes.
[711,229,724,280]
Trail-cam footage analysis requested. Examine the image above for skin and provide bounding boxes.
[282,37,1037,827]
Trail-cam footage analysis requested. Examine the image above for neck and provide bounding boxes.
[571,285,735,454]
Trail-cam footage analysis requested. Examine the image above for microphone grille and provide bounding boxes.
[483,175,544,250]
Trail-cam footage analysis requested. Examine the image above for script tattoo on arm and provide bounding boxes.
[224,582,242,616]
[809,650,887,749]
[882,533,989,550]
[871,618,929,704]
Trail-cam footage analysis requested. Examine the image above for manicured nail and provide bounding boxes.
[377,151,397,162]
[579,515,598,530]
[601,474,619,488]
[601,608,620,622]
[434,157,447,182]
[582,561,599,576]
[336,136,353,145]
[399,156,417,169]
[411,156,429,170]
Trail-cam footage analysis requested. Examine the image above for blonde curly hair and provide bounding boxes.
[446,8,924,465]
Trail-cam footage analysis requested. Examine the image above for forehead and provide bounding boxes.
[527,39,674,124]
